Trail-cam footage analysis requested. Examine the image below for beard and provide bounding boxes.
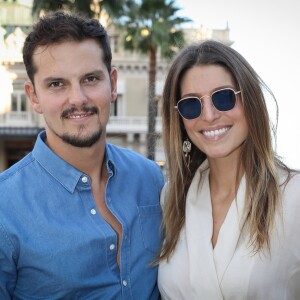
[58,105,102,147]
[60,125,102,148]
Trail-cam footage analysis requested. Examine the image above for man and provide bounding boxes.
[0,11,164,299]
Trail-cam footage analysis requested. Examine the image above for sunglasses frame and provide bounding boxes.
[175,88,241,120]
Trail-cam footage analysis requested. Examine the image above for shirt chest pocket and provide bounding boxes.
[137,204,162,253]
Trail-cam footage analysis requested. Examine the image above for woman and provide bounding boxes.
[157,40,300,299]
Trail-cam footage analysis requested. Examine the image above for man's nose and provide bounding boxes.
[68,84,87,106]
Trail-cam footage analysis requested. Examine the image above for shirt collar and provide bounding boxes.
[32,131,118,193]
[104,143,116,175]
[32,131,88,193]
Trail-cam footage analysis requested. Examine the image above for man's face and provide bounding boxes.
[25,39,117,149]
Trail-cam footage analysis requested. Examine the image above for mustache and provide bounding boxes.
[61,106,99,119]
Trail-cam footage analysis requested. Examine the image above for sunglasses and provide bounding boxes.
[175,88,241,120]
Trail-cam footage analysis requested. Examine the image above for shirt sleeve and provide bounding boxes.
[0,223,17,298]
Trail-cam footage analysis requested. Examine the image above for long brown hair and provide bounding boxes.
[159,40,293,262]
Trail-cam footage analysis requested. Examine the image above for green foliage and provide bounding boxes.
[32,0,126,19]
[116,0,190,59]
[32,0,190,60]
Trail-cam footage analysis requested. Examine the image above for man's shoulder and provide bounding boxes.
[106,143,163,179]
[0,152,35,184]
[106,144,164,194]
[106,143,155,165]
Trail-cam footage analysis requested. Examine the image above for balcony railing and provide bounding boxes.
[0,111,162,134]
[107,116,162,133]
[0,111,36,126]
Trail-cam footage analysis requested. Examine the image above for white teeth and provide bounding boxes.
[203,127,229,137]
[68,114,88,119]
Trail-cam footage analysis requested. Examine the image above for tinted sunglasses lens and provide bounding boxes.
[212,89,236,111]
[178,98,201,119]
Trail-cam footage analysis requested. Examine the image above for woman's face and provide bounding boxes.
[179,64,248,160]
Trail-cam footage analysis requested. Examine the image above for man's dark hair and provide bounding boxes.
[23,11,112,83]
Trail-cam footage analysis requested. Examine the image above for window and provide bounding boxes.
[11,92,27,112]
[110,94,123,116]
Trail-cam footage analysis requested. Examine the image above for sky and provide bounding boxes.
[176,0,300,168]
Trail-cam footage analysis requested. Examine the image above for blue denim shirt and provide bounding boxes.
[0,131,164,300]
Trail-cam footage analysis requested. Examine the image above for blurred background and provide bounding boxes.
[0,0,299,173]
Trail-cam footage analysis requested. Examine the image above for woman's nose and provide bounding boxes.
[200,96,221,122]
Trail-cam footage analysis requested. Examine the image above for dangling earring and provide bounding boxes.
[183,139,191,166]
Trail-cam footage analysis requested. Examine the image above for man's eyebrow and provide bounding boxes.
[42,70,107,84]
[43,77,64,84]
[85,69,106,77]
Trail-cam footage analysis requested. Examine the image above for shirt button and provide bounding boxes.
[90,209,97,215]
[82,176,88,183]
[109,244,115,250]
[122,280,127,287]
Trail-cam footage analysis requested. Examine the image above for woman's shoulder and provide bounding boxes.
[279,169,300,211]
[279,169,300,192]
[277,170,300,259]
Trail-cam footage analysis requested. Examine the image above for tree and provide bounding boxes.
[32,0,125,19]
[115,0,189,160]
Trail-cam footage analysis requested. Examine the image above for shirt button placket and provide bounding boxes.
[81,175,97,216]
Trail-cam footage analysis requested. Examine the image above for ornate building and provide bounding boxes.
[0,0,232,172]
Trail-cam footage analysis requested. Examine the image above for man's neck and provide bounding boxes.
[46,135,106,178]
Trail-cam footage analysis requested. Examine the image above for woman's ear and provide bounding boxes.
[24,81,43,114]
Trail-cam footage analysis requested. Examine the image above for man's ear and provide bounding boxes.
[110,67,118,103]
[24,81,43,114]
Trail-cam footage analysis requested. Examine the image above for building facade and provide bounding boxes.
[0,0,232,172]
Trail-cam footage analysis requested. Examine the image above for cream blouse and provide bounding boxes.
[158,160,300,300]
